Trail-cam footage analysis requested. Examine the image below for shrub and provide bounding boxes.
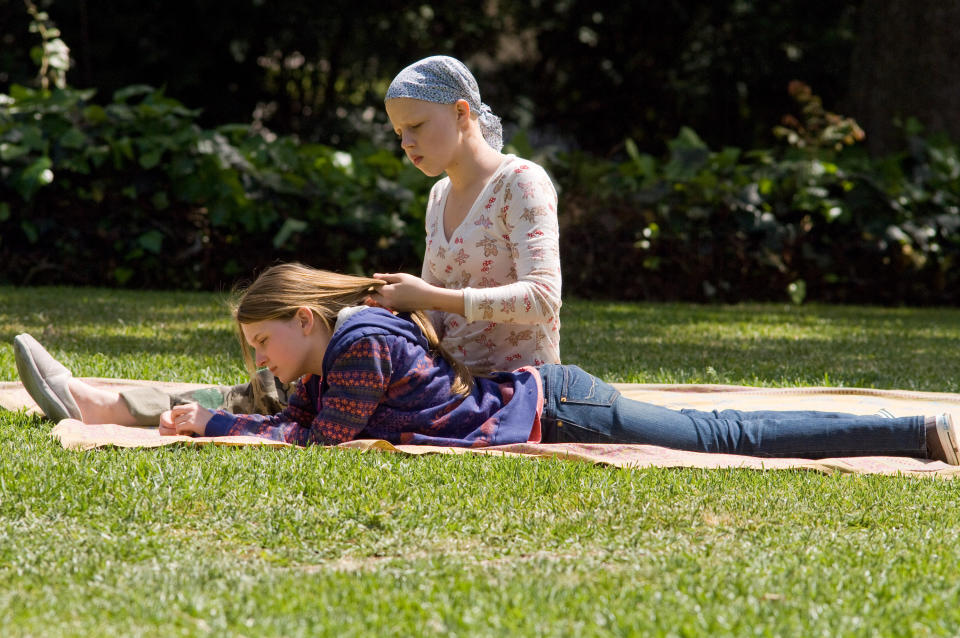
[3,80,958,304]
[0,84,431,288]
[554,123,960,304]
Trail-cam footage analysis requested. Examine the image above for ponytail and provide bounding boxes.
[407,310,474,396]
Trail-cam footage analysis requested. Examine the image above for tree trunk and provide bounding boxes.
[847,0,960,154]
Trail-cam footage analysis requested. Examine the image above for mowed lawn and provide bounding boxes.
[2,285,960,637]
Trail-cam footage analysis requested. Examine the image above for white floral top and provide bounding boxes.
[422,155,561,371]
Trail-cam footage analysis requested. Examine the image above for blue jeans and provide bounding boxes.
[536,365,928,458]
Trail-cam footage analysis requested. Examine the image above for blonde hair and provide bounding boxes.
[233,263,474,401]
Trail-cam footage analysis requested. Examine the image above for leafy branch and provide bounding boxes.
[24,0,70,90]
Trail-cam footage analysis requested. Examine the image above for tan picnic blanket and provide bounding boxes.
[3,378,960,478]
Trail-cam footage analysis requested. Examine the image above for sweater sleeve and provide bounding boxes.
[462,166,561,325]
[204,337,392,445]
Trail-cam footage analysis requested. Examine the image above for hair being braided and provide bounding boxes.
[232,263,474,402]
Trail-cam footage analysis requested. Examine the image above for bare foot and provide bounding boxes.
[66,378,138,426]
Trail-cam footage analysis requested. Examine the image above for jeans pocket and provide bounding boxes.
[560,365,620,407]
[547,419,607,444]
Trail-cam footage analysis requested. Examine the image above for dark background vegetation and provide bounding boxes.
[2,0,959,303]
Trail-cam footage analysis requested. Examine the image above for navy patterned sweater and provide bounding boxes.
[205,307,542,447]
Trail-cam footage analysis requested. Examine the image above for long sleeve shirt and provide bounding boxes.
[205,307,543,447]
[422,155,561,372]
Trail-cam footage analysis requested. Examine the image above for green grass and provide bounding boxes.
[2,285,960,637]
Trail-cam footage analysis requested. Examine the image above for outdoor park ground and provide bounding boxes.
[2,285,960,636]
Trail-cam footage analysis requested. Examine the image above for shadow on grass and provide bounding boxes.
[0,327,238,357]
[0,285,233,326]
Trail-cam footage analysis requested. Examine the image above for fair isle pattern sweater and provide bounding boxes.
[421,154,561,372]
[205,307,543,447]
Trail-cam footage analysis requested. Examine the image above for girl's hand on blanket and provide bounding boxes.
[158,411,177,436]
[160,403,212,436]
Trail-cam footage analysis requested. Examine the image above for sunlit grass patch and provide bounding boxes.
[2,285,960,636]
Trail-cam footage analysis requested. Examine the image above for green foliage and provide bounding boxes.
[23,0,69,91]
[2,79,959,303]
[0,1,864,155]
[555,122,960,304]
[0,84,431,288]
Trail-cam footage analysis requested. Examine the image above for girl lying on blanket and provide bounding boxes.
[13,262,960,463]
[13,55,562,428]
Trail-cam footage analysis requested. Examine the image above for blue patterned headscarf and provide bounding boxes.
[385,55,503,152]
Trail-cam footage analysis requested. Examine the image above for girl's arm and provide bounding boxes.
[173,337,393,446]
[462,167,561,325]
[370,272,465,315]
[371,168,561,326]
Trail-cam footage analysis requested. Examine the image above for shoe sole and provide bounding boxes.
[939,414,960,465]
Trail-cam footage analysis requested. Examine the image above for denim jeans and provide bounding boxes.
[536,365,928,458]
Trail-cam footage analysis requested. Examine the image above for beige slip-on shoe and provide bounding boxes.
[13,333,81,422]
[934,413,960,465]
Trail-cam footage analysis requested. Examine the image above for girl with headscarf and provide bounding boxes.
[12,57,564,430]
[370,55,562,373]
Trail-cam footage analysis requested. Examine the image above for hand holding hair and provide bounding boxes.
[368,273,466,316]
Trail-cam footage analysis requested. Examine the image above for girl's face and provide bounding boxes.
[241,310,330,383]
[385,98,462,177]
